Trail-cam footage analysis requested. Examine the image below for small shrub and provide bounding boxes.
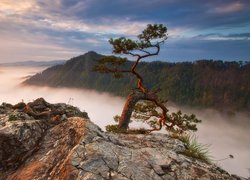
[8,114,18,121]
[105,124,127,133]
[106,124,148,134]
[127,128,148,134]
[113,115,120,122]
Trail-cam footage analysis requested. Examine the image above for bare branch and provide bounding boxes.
[124,52,141,58]
[138,49,151,55]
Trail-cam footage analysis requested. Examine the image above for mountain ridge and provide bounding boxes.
[23,51,250,112]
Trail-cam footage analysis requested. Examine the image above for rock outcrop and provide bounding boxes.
[0,99,246,180]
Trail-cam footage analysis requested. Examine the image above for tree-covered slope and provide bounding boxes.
[24,51,250,111]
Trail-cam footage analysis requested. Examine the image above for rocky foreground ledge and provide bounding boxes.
[0,99,245,180]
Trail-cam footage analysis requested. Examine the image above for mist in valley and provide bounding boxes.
[0,66,249,178]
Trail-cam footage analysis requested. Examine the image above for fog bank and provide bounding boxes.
[0,66,249,178]
[0,66,124,129]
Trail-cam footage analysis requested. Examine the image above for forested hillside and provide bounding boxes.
[24,51,250,111]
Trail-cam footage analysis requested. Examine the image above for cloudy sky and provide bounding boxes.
[0,0,250,62]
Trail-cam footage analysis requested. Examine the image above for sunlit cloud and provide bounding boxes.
[0,0,36,15]
[0,0,149,36]
[0,0,249,62]
[201,36,250,41]
[0,29,84,62]
[168,27,193,39]
[212,2,244,14]
[193,33,250,41]
[38,17,149,36]
[83,38,102,45]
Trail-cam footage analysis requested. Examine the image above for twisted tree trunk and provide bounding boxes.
[94,24,169,131]
[118,88,168,130]
[118,91,146,129]
[118,44,168,131]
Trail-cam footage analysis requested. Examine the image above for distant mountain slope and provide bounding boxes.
[0,60,66,67]
[24,51,250,111]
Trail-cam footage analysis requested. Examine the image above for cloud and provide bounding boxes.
[0,0,36,15]
[38,17,149,36]
[0,0,151,62]
[0,0,151,36]
[212,2,244,14]
[0,27,84,62]
[162,37,250,61]
[0,0,250,62]
[193,33,250,41]
[65,0,250,30]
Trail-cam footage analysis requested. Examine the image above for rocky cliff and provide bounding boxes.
[0,99,245,180]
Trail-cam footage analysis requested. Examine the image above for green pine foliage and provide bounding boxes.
[132,101,201,133]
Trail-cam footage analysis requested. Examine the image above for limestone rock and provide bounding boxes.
[0,120,48,170]
[0,99,246,180]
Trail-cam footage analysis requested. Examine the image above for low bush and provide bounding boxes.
[106,124,148,134]
[8,114,18,121]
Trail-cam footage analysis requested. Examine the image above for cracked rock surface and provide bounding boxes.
[0,99,245,180]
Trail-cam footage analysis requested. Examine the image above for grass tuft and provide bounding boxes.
[173,133,212,164]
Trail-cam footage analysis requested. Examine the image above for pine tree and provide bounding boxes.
[94,24,201,133]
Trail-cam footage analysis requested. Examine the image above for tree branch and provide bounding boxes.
[138,49,151,55]
[124,52,140,58]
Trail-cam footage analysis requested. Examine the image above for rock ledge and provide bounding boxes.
[0,99,245,180]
